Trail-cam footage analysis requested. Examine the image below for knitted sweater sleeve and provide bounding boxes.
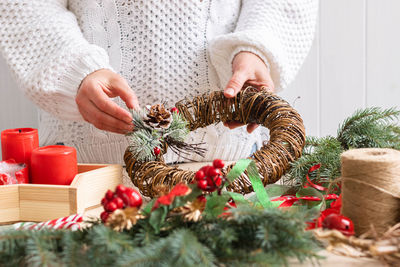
[0,0,112,121]
[209,0,318,91]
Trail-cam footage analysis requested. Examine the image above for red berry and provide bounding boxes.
[213,159,225,169]
[214,176,222,187]
[113,197,124,209]
[105,202,117,212]
[322,213,354,236]
[199,166,212,174]
[206,176,214,186]
[207,167,220,177]
[195,170,205,180]
[121,193,130,206]
[121,188,143,208]
[115,184,127,196]
[153,147,161,156]
[197,179,208,190]
[197,195,207,203]
[203,178,217,192]
[105,189,114,200]
[101,197,108,207]
[171,107,179,114]
[100,211,109,222]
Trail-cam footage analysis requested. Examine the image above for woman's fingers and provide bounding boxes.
[78,98,134,134]
[223,121,244,129]
[223,121,259,133]
[224,70,248,98]
[76,69,141,134]
[89,87,133,124]
[246,123,259,133]
[108,76,140,110]
[223,51,274,133]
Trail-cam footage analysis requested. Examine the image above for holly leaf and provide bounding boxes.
[203,192,231,219]
[149,205,168,234]
[142,198,157,215]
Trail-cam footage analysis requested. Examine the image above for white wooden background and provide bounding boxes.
[1,0,399,138]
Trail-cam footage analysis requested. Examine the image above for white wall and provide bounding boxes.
[1,0,399,138]
[282,0,400,137]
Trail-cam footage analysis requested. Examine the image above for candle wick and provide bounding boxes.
[18,129,22,133]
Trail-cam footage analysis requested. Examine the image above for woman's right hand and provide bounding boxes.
[75,69,139,134]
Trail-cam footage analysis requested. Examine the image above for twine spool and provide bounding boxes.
[341,148,400,235]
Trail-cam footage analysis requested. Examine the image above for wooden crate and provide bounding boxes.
[0,164,122,224]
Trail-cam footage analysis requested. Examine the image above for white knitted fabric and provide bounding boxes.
[0,0,318,164]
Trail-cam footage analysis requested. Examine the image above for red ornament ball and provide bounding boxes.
[121,188,143,208]
[322,213,355,236]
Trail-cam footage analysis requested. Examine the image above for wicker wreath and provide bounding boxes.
[124,86,305,197]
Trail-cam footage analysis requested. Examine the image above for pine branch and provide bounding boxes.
[0,205,320,266]
[337,107,400,149]
[126,129,161,161]
[164,112,189,142]
[130,108,150,131]
[117,229,216,267]
[285,107,400,186]
[25,234,60,267]
[61,231,90,266]
[285,136,343,186]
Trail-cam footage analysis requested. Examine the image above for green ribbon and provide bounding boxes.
[227,158,272,209]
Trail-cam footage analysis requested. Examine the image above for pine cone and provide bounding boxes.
[106,207,144,232]
[144,104,172,129]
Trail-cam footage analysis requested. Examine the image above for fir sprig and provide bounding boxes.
[285,107,400,186]
[337,107,400,149]
[126,107,205,161]
[0,208,319,266]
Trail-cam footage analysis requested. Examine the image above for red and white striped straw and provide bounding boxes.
[14,214,83,231]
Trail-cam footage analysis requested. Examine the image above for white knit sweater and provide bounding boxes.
[0,0,317,164]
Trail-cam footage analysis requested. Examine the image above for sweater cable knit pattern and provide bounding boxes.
[0,0,318,164]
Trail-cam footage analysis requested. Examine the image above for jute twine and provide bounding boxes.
[341,148,400,236]
[125,86,305,197]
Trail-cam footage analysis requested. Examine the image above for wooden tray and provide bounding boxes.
[0,164,122,223]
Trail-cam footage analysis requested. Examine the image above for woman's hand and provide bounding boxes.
[223,51,275,133]
[75,69,139,134]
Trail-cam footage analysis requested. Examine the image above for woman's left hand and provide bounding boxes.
[223,51,275,133]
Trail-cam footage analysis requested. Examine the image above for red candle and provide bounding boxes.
[1,128,39,177]
[31,145,78,185]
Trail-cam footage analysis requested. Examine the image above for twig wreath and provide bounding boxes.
[124,86,306,197]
